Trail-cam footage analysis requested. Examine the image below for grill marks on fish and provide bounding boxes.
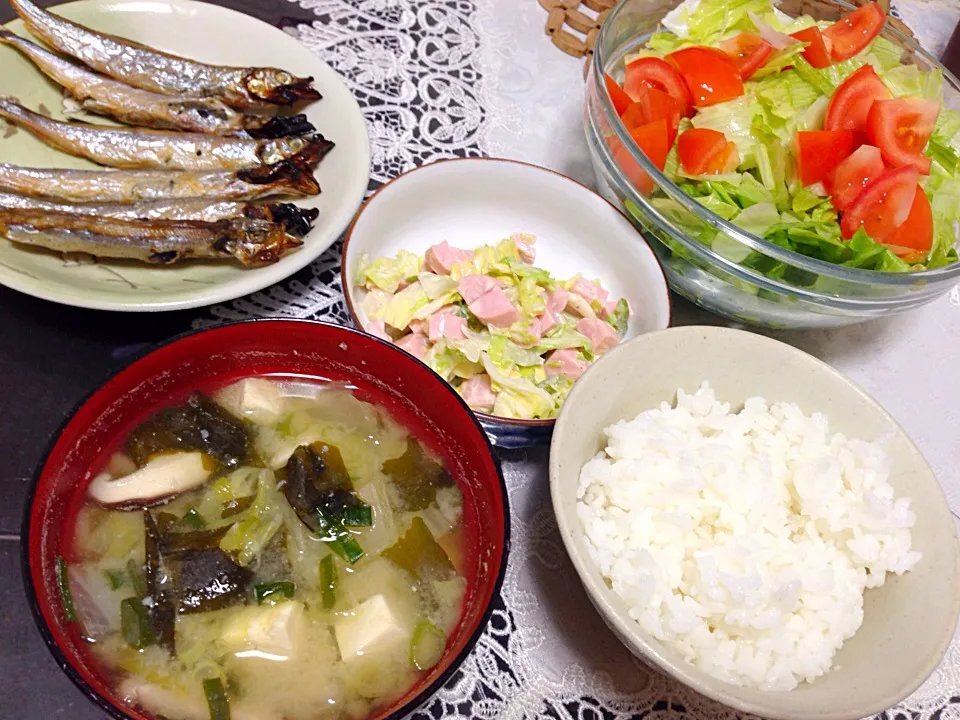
[0,98,332,171]
[0,209,304,265]
[0,30,316,138]
[9,0,322,110]
[0,162,321,202]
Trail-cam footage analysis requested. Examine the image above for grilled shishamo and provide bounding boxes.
[0,161,321,202]
[9,0,322,110]
[0,30,315,138]
[0,209,304,265]
[0,98,334,171]
[0,193,319,237]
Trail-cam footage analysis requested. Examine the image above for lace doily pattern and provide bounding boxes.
[198,0,488,327]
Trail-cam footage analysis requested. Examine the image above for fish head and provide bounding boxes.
[244,69,322,106]
[220,219,303,265]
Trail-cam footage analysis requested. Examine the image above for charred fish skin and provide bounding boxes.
[0,192,321,235]
[0,161,321,202]
[0,98,323,171]
[0,209,303,265]
[9,0,322,110]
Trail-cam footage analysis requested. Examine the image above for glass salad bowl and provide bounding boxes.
[583,0,960,328]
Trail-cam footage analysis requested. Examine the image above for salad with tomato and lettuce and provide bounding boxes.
[604,0,960,272]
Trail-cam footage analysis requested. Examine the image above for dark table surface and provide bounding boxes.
[0,2,331,717]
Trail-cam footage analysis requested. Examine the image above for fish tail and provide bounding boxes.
[236,159,320,196]
[245,113,316,139]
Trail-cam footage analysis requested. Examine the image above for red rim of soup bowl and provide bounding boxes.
[22,318,510,720]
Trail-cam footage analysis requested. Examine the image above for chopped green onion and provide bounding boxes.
[409,619,446,671]
[319,555,338,609]
[314,508,365,565]
[340,501,373,528]
[182,508,206,530]
[253,581,295,605]
[55,556,76,623]
[104,568,127,591]
[202,677,231,720]
[127,558,147,598]
[120,597,155,649]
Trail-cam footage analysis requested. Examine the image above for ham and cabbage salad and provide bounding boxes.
[355,234,631,420]
[604,0,960,273]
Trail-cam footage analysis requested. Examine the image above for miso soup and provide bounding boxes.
[59,378,467,720]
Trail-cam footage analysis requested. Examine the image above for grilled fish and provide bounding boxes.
[0,192,319,237]
[0,208,303,265]
[0,30,314,138]
[9,0,322,110]
[0,161,321,202]
[0,98,334,171]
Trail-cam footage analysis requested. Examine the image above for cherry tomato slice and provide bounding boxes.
[824,65,891,134]
[623,56,693,116]
[666,46,745,108]
[609,119,670,195]
[840,166,920,241]
[795,130,857,186]
[677,128,738,175]
[866,97,940,175]
[824,144,885,210]
[620,85,683,146]
[719,33,775,80]
[885,186,933,255]
[790,26,832,69]
[604,73,633,116]
[823,2,886,61]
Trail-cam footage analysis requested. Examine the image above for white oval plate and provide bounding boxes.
[0,0,370,312]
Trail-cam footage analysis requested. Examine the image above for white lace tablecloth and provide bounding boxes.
[196,0,960,716]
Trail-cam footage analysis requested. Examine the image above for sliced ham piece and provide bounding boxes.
[367,319,390,341]
[600,300,618,317]
[577,318,619,355]
[468,286,520,327]
[546,349,589,381]
[526,316,543,344]
[539,307,558,333]
[395,333,427,361]
[511,232,536,263]
[424,241,474,275]
[428,312,466,341]
[458,274,501,304]
[546,287,568,314]
[459,374,497,411]
[570,276,609,303]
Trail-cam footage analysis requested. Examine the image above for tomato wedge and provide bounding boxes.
[866,97,940,175]
[840,166,920,241]
[824,65,891,134]
[604,74,633,116]
[823,2,885,62]
[620,86,683,146]
[677,128,739,175]
[623,56,693,116]
[719,33,775,80]
[824,144,885,210]
[885,186,933,255]
[666,46,745,108]
[610,119,670,195]
[790,26,832,69]
[795,130,857,186]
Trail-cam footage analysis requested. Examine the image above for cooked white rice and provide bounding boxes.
[576,382,921,691]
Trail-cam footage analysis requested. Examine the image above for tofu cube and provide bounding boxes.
[221,601,304,659]
[334,594,408,662]
[216,378,283,425]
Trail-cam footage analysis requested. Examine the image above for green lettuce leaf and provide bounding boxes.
[356,250,420,293]
[381,283,429,330]
[605,298,630,336]
[480,353,555,419]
